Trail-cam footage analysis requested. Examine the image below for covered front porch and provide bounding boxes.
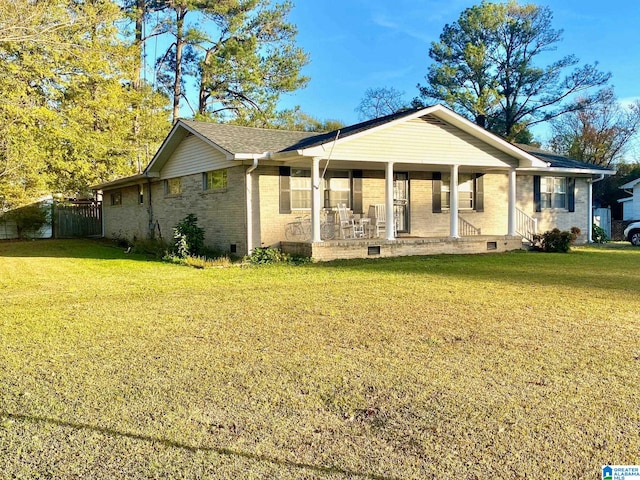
[281,234,523,261]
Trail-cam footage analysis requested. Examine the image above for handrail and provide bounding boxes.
[516,208,538,242]
[458,215,481,236]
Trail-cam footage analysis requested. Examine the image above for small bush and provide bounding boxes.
[163,253,232,269]
[246,247,290,264]
[592,224,609,243]
[173,214,205,258]
[533,227,581,253]
[245,247,311,265]
[3,204,49,239]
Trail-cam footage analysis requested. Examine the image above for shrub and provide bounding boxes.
[533,227,581,253]
[592,224,609,243]
[2,203,49,239]
[246,247,290,264]
[173,214,205,258]
[245,247,311,265]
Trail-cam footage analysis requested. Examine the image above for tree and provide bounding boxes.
[549,88,640,168]
[153,0,309,123]
[0,0,169,209]
[356,86,407,121]
[416,0,611,140]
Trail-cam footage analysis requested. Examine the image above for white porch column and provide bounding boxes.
[587,178,594,243]
[311,157,322,243]
[508,167,517,236]
[385,161,395,240]
[450,164,459,238]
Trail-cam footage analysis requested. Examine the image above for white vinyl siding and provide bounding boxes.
[323,115,517,168]
[161,135,234,179]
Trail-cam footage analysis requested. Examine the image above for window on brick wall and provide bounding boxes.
[164,177,182,196]
[203,169,228,191]
[110,191,122,206]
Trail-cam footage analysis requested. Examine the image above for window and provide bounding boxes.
[323,170,350,208]
[204,169,228,191]
[110,191,122,206]
[441,173,474,210]
[288,169,353,210]
[137,185,144,204]
[165,177,181,196]
[541,176,567,209]
[290,169,311,209]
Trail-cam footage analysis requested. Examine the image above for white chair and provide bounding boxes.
[337,203,364,239]
[368,204,396,238]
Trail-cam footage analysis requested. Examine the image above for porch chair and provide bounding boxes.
[368,204,396,238]
[337,203,365,239]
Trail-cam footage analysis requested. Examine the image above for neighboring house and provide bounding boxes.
[93,104,615,261]
[618,177,640,221]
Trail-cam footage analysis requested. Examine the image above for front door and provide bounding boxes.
[394,172,409,233]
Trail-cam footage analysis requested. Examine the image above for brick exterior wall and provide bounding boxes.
[103,184,149,242]
[282,236,523,262]
[517,175,590,244]
[103,166,248,255]
[103,165,593,258]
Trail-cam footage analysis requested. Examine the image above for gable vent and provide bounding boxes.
[421,115,447,127]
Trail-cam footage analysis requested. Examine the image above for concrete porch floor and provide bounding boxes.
[281,235,524,261]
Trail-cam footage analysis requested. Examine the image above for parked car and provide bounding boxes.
[623,221,640,245]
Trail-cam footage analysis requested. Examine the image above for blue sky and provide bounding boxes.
[277,0,640,145]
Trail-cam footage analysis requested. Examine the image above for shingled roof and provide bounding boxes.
[516,144,613,171]
[180,119,318,155]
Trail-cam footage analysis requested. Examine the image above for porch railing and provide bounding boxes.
[516,208,538,242]
[458,215,481,236]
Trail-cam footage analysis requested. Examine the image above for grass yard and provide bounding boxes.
[1,239,639,479]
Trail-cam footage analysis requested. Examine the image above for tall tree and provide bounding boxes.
[416,0,611,140]
[355,86,407,121]
[0,0,169,209]
[549,88,640,168]
[154,0,309,123]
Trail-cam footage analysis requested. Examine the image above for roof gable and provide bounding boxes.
[619,177,640,190]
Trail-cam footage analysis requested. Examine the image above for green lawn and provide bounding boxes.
[1,239,639,479]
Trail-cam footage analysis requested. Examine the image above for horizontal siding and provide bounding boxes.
[161,135,235,179]
[328,116,517,168]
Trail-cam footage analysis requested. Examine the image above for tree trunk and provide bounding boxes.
[134,0,145,89]
[172,7,186,122]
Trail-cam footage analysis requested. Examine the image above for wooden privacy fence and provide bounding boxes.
[53,202,102,238]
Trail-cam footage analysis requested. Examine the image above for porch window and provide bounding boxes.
[541,176,567,209]
[203,169,227,191]
[290,169,311,209]
[289,169,352,210]
[164,177,182,196]
[323,170,350,208]
[441,173,474,210]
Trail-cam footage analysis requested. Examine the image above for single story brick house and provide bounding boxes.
[93,104,614,260]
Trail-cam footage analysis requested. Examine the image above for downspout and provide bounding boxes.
[246,155,261,254]
[147,176,154,239]
[588,174,605,243]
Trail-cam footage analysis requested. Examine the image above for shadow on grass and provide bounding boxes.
[1,411,401,480]
[0,239,161,262]
[308,245,640,295]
